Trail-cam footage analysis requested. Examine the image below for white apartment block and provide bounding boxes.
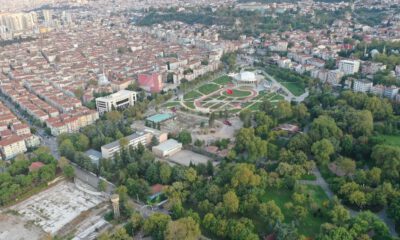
[353,79,373,93]
[0,135,27,160]
[95,90,137,115]
[339,60,360,75]
[101,132,151,159]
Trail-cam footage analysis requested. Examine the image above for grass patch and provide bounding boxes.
[300,173,317,181]
[184,90,203,100]
[198,83,220,95]
[248,102,261,111]
[163,101,180,108]
[184,101,195,109]
[213,75,233,85]
[280,82,305,96]
[370,135,400,146]
[259,186,329,237]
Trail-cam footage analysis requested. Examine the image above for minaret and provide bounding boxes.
[111,194,120,219]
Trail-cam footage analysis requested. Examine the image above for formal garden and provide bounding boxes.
[179,75,285,114]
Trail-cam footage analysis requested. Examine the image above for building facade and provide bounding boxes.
[95,90,137,115]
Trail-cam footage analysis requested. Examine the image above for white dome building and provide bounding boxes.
[234,71,258,86]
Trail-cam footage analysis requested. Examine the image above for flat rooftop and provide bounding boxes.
[146,113,174,123]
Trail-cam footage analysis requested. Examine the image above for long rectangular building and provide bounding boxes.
[101,131,151,159]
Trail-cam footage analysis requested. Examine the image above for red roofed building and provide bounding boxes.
[29,161,45,172]
[138,73,163,93]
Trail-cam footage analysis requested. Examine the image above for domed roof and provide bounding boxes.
[239,71,256,81]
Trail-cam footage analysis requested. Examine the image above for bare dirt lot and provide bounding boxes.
[4,180,106,237]
[0,213,46,240]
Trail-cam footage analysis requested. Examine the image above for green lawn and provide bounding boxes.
[222,89,252,98]
[184,101,195,109]
[184,90,203,100]
[270,94,285,101]
[247,102,261,111]
[213,75,233,85]
[163,101,180,108]
[300,173,317,181]
[281,82,305,96]
[370,135,400,146]
[198,83,220,95]
[259,186,329,237]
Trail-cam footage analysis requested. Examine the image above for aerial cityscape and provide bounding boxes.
[0,0,399,239]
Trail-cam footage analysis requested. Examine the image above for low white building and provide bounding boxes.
[234,71,259,86]
[101,132,150,159]
[152,139,182,158]
[95,90,137,115]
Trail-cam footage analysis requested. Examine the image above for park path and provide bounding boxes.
[298,168,398,237]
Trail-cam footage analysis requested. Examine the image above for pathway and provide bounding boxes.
[298,168,398,237]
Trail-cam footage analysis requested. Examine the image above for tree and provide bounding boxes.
[235,128,268,161]
[388,197,400,226]
[223,191,239,214]
[164,217,201,240]
[318,227,352,240]
[239,109,252,127]
[39,165,56,182]
[349,191,366,209]
[159,163,172,184]
[272,101,293,120]
[311,139,334,165]
[293,206,308,223]
[177,130,192,145]
[371,144,400,181]
[335,157,356,177]
[151,135,160,147]
[98,179,107,192]
[76,134,90,151]
[309,115,342,141]
[330,205,350,226]
[63,165,75,179]
[112,227,131,240]
[126,178,150,200]
[59,139,75,160]
[259,200,284,226]
[143,213,171,240]
[130,211,144,234]
[57,156,70,169]
[209,112,216,127]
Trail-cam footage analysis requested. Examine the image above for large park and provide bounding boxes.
[179,73,287,114]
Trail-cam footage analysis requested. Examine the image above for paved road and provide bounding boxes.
[299,168,398,237]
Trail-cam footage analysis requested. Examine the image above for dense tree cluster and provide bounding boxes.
[0,147,64,206]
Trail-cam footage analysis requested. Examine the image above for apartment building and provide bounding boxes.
[339,60,360,75]
[0,135,27,160]
[95,90,137,115]
[101,131,151,159]
[353,79,373,93]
